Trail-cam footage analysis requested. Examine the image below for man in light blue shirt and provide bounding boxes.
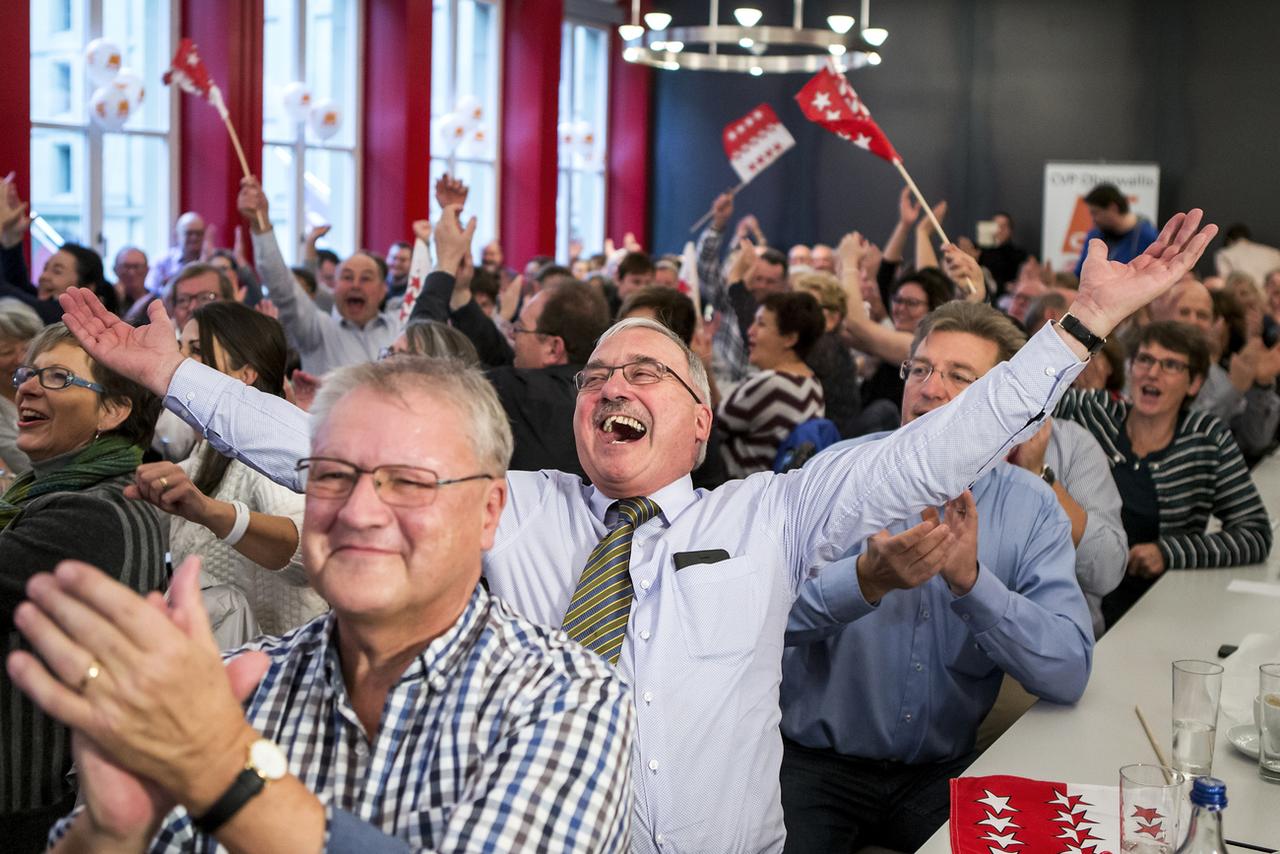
[56,208,1217,853]
[779,302,1095,853]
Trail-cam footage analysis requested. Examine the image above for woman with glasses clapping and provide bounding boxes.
[0,321,166,847]
[1054,320,1272,628]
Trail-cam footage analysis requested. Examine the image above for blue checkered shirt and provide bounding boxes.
[50,585,634,852]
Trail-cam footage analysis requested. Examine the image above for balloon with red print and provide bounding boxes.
[84,38,123,85]
[436,113,468,155]
[281,81,312,124]
[89,86,133,131]
[572,120,597,162]
[308,99,343,140]
[455,95,483,131]
[110,68,145,108]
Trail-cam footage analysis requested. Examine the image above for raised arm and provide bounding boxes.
[837,231,913,363]
[696,193,734,311]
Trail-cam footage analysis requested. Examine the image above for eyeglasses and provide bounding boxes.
[510,324,543,337]
[892,295,928,311]
[377,346,409,361]
[899,359,977,392]
[173,291,220,310]
[13,365,106,393]
[1132,353,1190,375]
[295,457,495,507]
[574,358,702,404]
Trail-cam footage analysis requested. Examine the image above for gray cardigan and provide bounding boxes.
[1,467,167,814]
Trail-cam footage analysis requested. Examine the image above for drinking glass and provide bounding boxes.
[1119,764,1185,853]
[1171,659,1223,778]
[1260,662,1280,784]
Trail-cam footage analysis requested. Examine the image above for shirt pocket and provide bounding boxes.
[672,556,768,659]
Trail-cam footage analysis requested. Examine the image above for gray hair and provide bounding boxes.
[0,299,43,344]
[910,301,1027,363]
[311,356,514,474]
[596,316,713,467]
[401,320,481,366]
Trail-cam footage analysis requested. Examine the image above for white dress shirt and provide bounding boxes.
[161,324,1087,853]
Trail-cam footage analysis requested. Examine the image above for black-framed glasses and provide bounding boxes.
[13,365,106,393]
[510,323,543,337]
[173,291,220,310]
[574,358,702,404]
[1131,353,1190,375]
[891,295,928,310]
[295,457,495,507]
[899,359,977,392]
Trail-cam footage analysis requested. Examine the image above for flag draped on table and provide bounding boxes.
[721,104,796,184]
[794,60,899,163]
[950,775,1123,854]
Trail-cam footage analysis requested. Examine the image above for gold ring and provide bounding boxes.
[77,660,104,693]
[158,477,169,489]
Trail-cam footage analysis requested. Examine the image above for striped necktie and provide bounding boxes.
[562,497,661,665]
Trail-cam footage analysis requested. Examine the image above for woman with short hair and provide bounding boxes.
[0,299,44,477]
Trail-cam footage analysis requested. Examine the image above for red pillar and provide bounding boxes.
[179,0,264,247]
[361,0,433,252]
[605,31,651,251]
[500,0,563,267]
[0,2,32,265]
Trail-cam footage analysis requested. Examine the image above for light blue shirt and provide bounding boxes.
[781,434,1093,765]
[161,324,1087,853]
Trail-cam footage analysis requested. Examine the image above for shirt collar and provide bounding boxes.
[585,475,696,526]
[330,308,393,331]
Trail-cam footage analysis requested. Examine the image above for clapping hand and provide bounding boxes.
[854,508,955,604]
[435,174,469,210]
[0,172,32,249]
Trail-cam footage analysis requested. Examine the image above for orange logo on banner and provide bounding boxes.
[1061,197,1093,256]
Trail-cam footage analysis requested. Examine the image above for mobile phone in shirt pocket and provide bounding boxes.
[672,555,766,659]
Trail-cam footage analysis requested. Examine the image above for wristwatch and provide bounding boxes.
[1040,464,1057,487]
[1057,313,1106,355]
[192,738,289,835]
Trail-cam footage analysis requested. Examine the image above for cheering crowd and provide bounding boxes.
[0,165,1274,852]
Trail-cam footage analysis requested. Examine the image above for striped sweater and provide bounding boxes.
[1054,388,1272,570]
[717,370,825,478]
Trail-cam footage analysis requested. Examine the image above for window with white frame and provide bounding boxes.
[429,0,500,255]
[29,0,175,270]
[262,0,361,266]
[556,20,608,263]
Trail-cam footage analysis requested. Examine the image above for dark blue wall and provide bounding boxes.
[649,0,1280,264]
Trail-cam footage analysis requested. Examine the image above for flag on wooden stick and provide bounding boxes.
[722,104,796,184]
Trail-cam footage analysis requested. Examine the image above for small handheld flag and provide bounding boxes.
[722,104,796,185]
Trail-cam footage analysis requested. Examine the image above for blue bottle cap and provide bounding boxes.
[1189,776,1227,809]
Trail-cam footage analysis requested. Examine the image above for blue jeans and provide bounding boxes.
[780,738,978,853]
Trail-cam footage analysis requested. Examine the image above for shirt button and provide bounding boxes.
[640,579,651,590]
[431,675,447,691]
[184,392,195,401]
[656,833,666,844]
[921,610,930,620]
[355,742,368,757]
[640,630,652,641]
[962,614,970,621]
[914,663,923,672]
[905,713,913,722]
[648,759,660,772]
[643,691,653,704]
[1044,366,1057,377]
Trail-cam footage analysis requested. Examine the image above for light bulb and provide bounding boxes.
[733,7,763,27]
[644,12,672,31]
[619,23,645,41]
[749,41,768,55]
[650,40,667,51]
[749,66,764,76]
[739,37,754,48]
[623,46,641,62]
[862,27,888,46]
[866,50,881,65]
[828,44,847,56]
[665,40,684,53]
[827,14,855,34]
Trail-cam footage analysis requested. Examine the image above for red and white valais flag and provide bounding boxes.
[951,775,1124,854]
[722,104,795,185]
[164,38,228,118]
[397,238,432,326]
[794,59,900,164]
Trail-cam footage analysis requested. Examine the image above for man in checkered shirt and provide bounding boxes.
[9,357,634,852]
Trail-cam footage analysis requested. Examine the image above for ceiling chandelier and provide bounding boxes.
[619,0,889,75]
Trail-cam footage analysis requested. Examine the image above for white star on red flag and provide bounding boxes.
[977,815,1020,833]
[812,91,831,110]
[976,791,1017,815]
[980,831,1022,848]
[853,134,872,149]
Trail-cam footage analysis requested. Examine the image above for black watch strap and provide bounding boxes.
[1058,313,1106,355]
[192,767,266,835]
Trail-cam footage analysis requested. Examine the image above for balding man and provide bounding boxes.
[1151,277,1280,459]
[146,211,206,295]
[237,179,403,374]
[58,208,1217,852]
[111,246,149,316]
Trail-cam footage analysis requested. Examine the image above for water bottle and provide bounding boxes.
[1173,777,1226,854]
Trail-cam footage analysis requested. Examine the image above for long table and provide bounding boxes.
[917,449,1280,853]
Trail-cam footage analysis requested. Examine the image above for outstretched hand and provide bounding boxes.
[435,174,469,210]
[434,203,477,276]
[0,172,32,249]
[1071,209,1217,339]
[58,289,184,396]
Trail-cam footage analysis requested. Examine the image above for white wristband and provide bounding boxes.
[221,500,251,546]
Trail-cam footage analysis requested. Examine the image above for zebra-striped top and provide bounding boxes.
[718,369,825,478]
[1054,388,1272,570]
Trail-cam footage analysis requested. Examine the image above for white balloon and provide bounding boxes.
[455,95,483,131]
[308,99,343,140]
[571,120,597,161]
[84,38,124,85]
[458,122,492,159]
[281,81,312,124]
[89,86,132,131]
[436,112,468,155]
[110,68,145,108]
[557,121,577,163]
